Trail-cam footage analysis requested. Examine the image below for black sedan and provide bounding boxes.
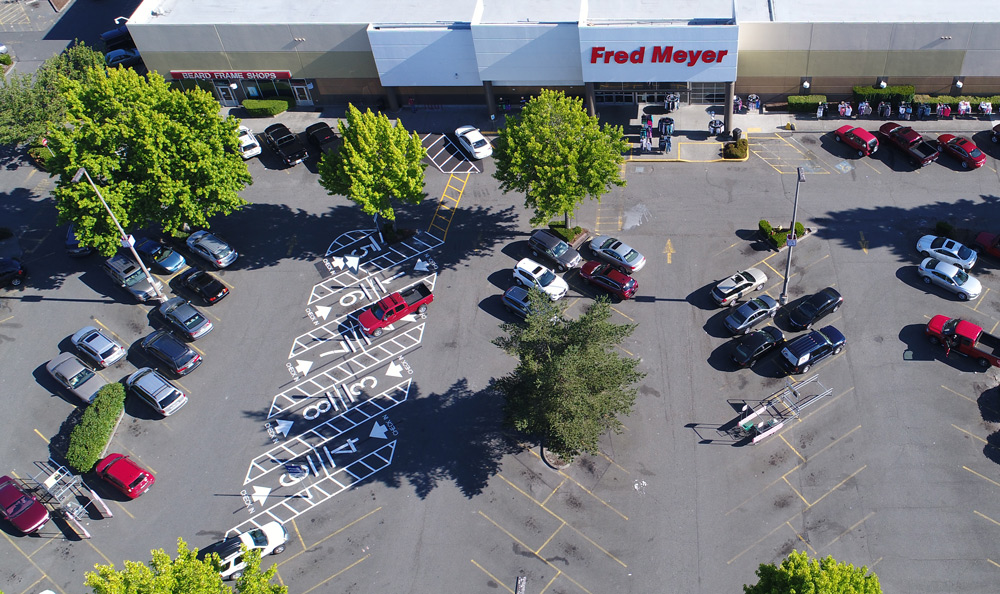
[731,326,785,368]
[140,330,202,376]
[305,121,339,156]
[179,269,229,304]
[263,123,308,166]
[0,258,25,288]
[788,287,843,330]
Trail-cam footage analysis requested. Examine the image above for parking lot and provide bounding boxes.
[1,119,1000,594]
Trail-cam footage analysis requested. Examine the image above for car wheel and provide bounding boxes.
[857,149,865,157]
[11,277,22,287]
[372,328,384,337]
[755,284,763,291]
[769,310,776,318]
[729,300,738,307]
[230,571,242,581]
[832,304,840,313]
[928,336,940,346]
[272,545,286,555]
[993,134,1000,144]
[961,161,969,169]
[556,264,566,272]
[979,357,990,368]
[834,135,842,142]
[417,304,428,314]
[958,292,968,301]
[920,251,930,259]
[530,248,539,257]
[921,276,931,285]
[800,364,811,374]
[833,345,843,355]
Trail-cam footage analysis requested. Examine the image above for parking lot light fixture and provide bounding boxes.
[779,167,806,305]
[71,167,167,303]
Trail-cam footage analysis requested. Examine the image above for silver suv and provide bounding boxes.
[102,254,162,302]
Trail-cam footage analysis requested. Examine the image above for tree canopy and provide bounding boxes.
[45,67,251,255]
[744,550,882,594]
[318,104,427,222]
[491,292,644,461]
[493,89,628,227]
[84,538,286,594]
[0,41,105,146]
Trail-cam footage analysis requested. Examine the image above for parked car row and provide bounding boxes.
[834,123,988,169]
[914,234,982,301]
[254,121,340,166]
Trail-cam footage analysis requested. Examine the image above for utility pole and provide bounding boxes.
[779,167,806,305]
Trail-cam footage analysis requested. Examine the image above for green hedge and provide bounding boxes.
[758,220,773,238]
[0,54,12,66]
[723,138,748,159]
[852,84,915,105]
[242,97,294,117]
[759,220,806,249]
[913,94,1000,110]
[787,95,827,113]
[66,383,126,473]
[547,221,584,243]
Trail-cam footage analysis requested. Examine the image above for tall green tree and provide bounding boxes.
[84,538,286,594]
[491,292,645,461]
[318,104,427,224]
[45,67,251,256]
[0,41,104,146]
[493,89,628,227]
[744,550,882,594]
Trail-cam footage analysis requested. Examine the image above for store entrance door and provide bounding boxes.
[214,82,238,107]
[292,83,313,107]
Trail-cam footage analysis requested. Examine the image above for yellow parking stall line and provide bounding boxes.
[804,466,866,510]
[92,318,129,346]
[24,536,52,559]
[535,522,565,555]
[971,288,991,312]
[727,519,788,564]
[0,315,13,324]
[609,305,634,322]
[782,476,809,506]
[788,521,817,555]
[952,424,988,445]
[761,259,784,278]
[19,575,47,594]
[964,466,1000,488]
[540,478,566,507]
[188,342,205,357]
[0,531,67,594]
[779,434,806,462]
[941,385,977,406]
[526,453,629,521]
[974,510,1000,528]
[113,444,157,474]
[825,511,875,548]
[34,429,49,444]
[988,559,1000,569]
[598,451,629,475]
[84,539,114,566]
[279,507,381,566]
[113,500,136,520]
[470,560,515,594]
[299,554,370,594]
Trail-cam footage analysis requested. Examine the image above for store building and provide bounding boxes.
[127,0,1000,119]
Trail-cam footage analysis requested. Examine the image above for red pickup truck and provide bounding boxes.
[925,315,1000,368]
[878,122,940,167]
[975,231,1000,259]
[358,283,433,337]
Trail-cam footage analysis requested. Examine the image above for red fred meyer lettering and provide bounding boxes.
[590,46,728,67]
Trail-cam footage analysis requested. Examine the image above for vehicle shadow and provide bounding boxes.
[898,322,988,371]
[893,265,972,302]
[686,283,724,311]
[31,363,81,408]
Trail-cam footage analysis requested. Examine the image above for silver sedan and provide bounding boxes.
[46,352,107,405]
[917,257,982,300]
[70,326,126,368]
[158,298,214,340]
[588,236,646,273]
[915,235,977,270]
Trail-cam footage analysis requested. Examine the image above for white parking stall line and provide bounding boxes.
[248,379,410,485]
[292,274,437,359]
[231,441,396,536]
[271,325,424,419]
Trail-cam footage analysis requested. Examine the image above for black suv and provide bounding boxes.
[788,287,843,330]
[528,230,581,272]
[141,330,202,376]
[263,123,308,166]
[305,122,339,156]
[779,325,845,375]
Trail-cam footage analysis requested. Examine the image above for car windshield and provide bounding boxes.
[957,245,973,259]
[954,269,970,284]
[930,237,946,249]
[623,249,640,263]
[247,528,268,547]
[942,318,960,334]
[545,242,567,257]
[472,138,488,148]
[970,148,983,158]
[538,269,557,287]
[372,305,388,320]
[739,271,755,283]
[797,302,818,318]
[158,388,182,408]
[182,313,205,330]
[123,268,146,286]
[68,367,95,388]
[6,494,33,516]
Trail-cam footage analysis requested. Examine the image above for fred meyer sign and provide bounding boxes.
[579,25,737,83]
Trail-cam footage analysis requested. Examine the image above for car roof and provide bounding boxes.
[923,258,959,275]
[48,352,86,376]
[515,258,545,276]
[131,367,171,394]
[265,123,291,135]
[530,229,563,248]
[145,330,189,357]
[198,537,243,561]
[504,285,530,302]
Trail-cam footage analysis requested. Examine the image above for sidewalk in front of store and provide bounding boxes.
[224,101,999,165]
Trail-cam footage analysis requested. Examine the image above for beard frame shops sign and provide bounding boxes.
[170,70,293,81]
[578,25,737,83]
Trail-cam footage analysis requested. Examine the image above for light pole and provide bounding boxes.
[779,167,806,305]
[71,167,167,303]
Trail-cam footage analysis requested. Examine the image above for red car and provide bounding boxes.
[936,134,986,169]
[579,261,638,300]
[833,125,878,156]
[95,454,155,499]
[0,475,50,534]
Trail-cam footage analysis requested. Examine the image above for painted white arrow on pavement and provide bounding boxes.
[330,256,345,270]
[386,361,403,378]
[401,314,417,323]
[251,485,271,506]
[273,419,293,437]
[414,258,432,272]
[370,422,388,439]
[344,254,361,273]
[314,305,332,320]
[295,359,313,376]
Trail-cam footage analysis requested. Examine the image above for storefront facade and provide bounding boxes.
[126,0,1000,112]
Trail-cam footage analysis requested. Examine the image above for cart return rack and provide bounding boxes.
[734,375,832,445]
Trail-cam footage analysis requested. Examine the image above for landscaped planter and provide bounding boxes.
[759,219,809,250]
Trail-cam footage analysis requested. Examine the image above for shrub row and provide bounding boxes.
[723,138,748,159]
[547,221,584,243]
[851,84,915,105]
[787,95,828,113]
[66,383,126,473]
[242,97,294,117]
[759,220,806,249]
[913,94,1000,110]
[0,54,12,66]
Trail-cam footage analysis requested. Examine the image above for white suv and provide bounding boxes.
[513,258,568,301]
[198,521,288,580]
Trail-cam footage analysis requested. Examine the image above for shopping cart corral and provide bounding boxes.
[728,375,833,445]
